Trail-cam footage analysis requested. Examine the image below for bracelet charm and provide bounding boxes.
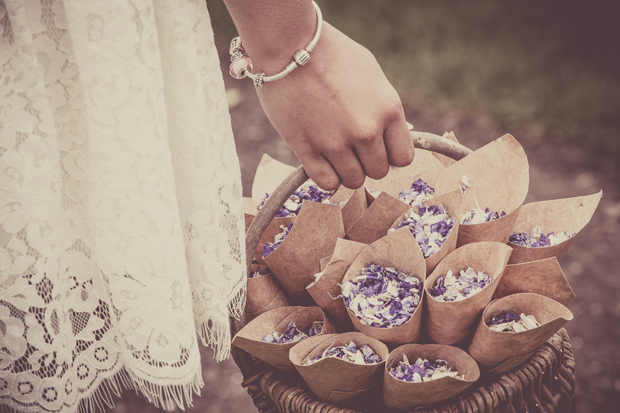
[229,56,254,80]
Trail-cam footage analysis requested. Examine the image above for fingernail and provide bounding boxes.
[406,122,414,130]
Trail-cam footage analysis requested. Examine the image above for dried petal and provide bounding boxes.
[341,263,422,328]
[306,341,382,365]
[509,226,575,248]
[262,321,323,344]
[398,178,435,206]
[487,310,540,332]
[390,205,455,258]
[460,206,506,225]
[389,356,463,382]
[262,223,294,258]
[429,267,492,302]
[258,184,334,217]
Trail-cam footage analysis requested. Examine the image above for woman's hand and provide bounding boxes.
[224,0,414,190]
[256,23,414,190]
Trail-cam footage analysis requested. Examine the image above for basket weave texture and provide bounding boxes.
[233,328,575,413]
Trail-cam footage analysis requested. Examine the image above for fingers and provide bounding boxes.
[354,133,390,181]
[297,152,341,191]
[384,110,415,167]
[322,147,367,189]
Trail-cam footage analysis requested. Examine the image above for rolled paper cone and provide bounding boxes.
[507,191,602,264]
[364,149,445,197]
[345,192,411,245]
[432,132,460,167]
[251,153,350,220]
[330,186,370,233]
[307,239,367,332]
[468,293,573,372]
[265,201,345,304]
[493,257,575,306]
[251,153,297,207]
[289,332,389,403]
[424,242,513,345]
[254,215,296,266]
[246,264,290,322]
[342,228,427,346]
[245,289,289,323]
[382,343,480,409]
[390,189,463,275]
[434,134,529,247]
[232,306,335,371]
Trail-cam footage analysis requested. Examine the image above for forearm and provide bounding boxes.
[223,0,317,73]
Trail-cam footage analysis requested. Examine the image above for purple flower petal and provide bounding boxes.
[258,184,333,217]
[393,205,455,258]
[307,341,382,365]
[509,226,574,248]
[398,179,435,206]
[262,223,294,258]
[429,267,491,301]
[342,263,422,328]
[262,321,323,344]
[389,356,462,382]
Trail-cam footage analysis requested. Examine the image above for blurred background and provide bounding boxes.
[110,1,620,412]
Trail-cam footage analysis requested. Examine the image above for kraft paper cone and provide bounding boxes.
[251,154,363,225]
[390,189,463,275]
[382,344,480,409]
[330,186,369,233]
[307,239,367,332]
[424,242,513,345]
[232,306,335,371]
[468,293,573,372]
[251,154,297,207]
[507,191,602,264]
[364,149,445,197]
[254,215,296,266]
[434,134,529,247]
[265,202,345,304]
[433,131,460,167]
[246,264,290,322]
[342,229,427,346]
[493,257,575,306]
[345,192,411,245]
[289,332,389,403]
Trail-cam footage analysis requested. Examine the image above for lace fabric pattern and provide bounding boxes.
[0,0,246,411]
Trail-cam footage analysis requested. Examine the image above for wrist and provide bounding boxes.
[224,0,316,73]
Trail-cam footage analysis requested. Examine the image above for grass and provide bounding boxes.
[207,0,620,155]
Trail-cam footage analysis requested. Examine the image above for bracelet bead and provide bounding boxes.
[229,36,244,55]
[293,50,310,66]
[230,50,245,62]
[253,72,266,88]
[229,56,253,79]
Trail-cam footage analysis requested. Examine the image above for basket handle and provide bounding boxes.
[244,131,472,274]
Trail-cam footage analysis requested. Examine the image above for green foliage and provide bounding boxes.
[208,0,620,154]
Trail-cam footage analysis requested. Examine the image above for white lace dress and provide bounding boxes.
[0,0,246,411]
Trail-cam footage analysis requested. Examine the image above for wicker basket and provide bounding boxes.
[233,132,576,413]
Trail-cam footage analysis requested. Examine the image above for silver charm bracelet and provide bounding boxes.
[228,1,323,87]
